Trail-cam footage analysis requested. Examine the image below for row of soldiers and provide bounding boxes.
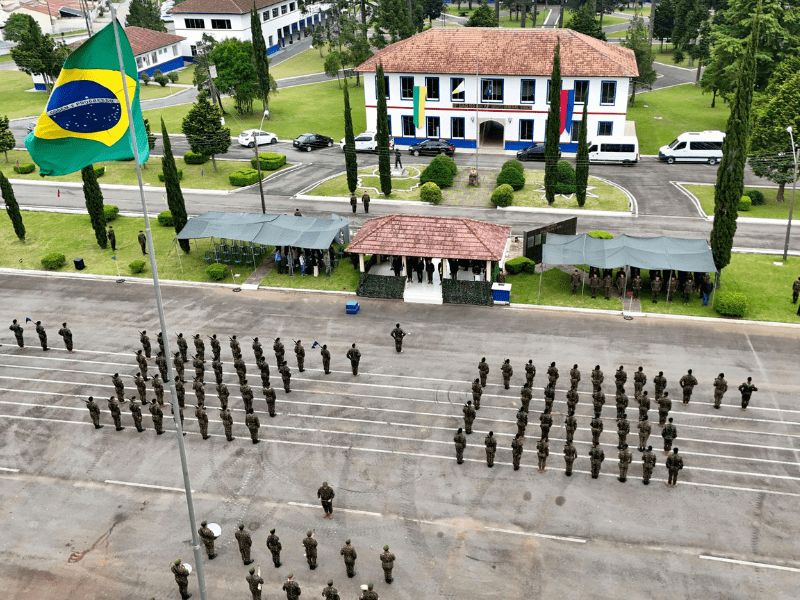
[571,270,714,305]
[8,319,74,352]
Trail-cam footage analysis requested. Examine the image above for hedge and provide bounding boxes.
[501,160,524,175]
[13,163,35,174]
[555,160,576,194]
[103,205,119,222]
[587,230,613,239]
[158,169,183,182]
[229,168,261,186]
[94,165,106,178]
[41,252,66,270]
[419,181,442,204]
[167,72,179,83]
[738,196,751,211]
[491,184,514,207]
[420,154,456,188]
[442,279,494,306]
[158,210,174,226]
[496,167,525,191]
[251,152,287,171]
[356,274,406,299]
[504,256,536,275]
[744,189,765,206]
[184,151,208,164]
[715,291,747,318]
[155,75,169,87]
[206,263,228,281]
[128,259,147,274]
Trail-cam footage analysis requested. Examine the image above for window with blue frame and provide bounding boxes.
[600,81,616,105]
[520,120,534,141]
[426,116,440,138]
[400,76,414,99]
[574,80,589,104]
[546,79,560,104]
[520,80,535,104]
[425,77,439,101]
[381,76,389,99]
[598,121,613,136]
[451,117,465,139]
[451,77,465,102]
[387,115,392,137]
[402,115,415,137]
[481,78,503,102]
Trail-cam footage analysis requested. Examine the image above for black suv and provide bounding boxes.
[516,143,560,161]
[293,133,334,152]
[408,139,455,157]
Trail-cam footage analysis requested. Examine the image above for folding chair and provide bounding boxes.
[204,250,212,264]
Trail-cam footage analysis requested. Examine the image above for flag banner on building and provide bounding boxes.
[25,20,149,177]
[560,88,576,135]
[413,86,427,129]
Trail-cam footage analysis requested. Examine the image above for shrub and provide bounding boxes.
[167,72,179,83]
[587,230,613,239]
[496,167,525,191]
[419,181,442,204]
[554,159,576,194]
[158,210,174,226]
[738,196,751,211]
[229,168,261,187]
[491,183,514,207]
[128,259,147,274]
[715,291,747,318]
[141,72,150,86]
[184,151,208,164]
[206,263,228,281]
[103,205,119,221]
[744,189,765,206]
[41,252,66,270]
[153,69,163,78]
[251,152,287,171]
[504,256,536,275]
[420,154,456,188]
[155,75,169,87]
[13,163,35,174]
[93,165,105,178]
[158,169,183,182]
[501,159,524,175]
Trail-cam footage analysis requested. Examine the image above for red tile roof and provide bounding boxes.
[67,26,185,56]
[18,0,89,18]
[170,0,280,15]
[347,214,511,261]
[356,27,638,78]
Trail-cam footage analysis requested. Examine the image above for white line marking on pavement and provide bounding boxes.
[0,467,20,472]
[105,480,192,493]
[287,502,382,517]
[484,526,586,544]
[699,555,800,573]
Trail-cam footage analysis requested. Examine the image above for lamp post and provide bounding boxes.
[253,109,269,214]
[783,126,798,262]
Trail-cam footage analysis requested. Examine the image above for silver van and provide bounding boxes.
[659,130,725,165]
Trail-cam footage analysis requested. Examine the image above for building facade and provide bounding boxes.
[355,28,638,153]
[170,0,330,58]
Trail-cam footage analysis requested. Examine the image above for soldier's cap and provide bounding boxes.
[383,545,389,550]
[201,520,207,526]
[297,340,301,343]
[643,391,648,395]
[114,372,118,377]
[467,400,472,405]
[174,376,180,381]
[142,330,146,334]
[568,410,574,416]
[62,322,67,327]
[623,413,627,418]
[243,379,247,384]
[688,368,693,374]
[270,528,276,533]
[528,359,532,364]
[668,417,673,422]
[287,573,293,579]
[595,365,600,370]
[328,580,333,585]
[674,447,679,453]
[396,323,400,328]
[322,481,328,486]
[194,334,199,338]
[12,319,16,324]
[275,337,280,341]
[368,584,374,590]
[638,366,643,371]
[619,365,624,370]
[457,427,462,434]
[663,391,669,396]
[659,371,663,375]
[174,559,181,564]
[178,333,183,337]
[550,361,555,367]
[345,539,350,544]
[474,378,479,383]
[36,320,41,325]
[505,359,510,363]
[352,343,356,348]
[747,376,752,382]
[212,334,216,339]
[574,364,578,368]
[322,344,327,349]
[488,431,493,436]
[719,372,724,377]
[307,530,312,536]
[647,445,653,451]
[481,357,485,361]
[249,567,255,574]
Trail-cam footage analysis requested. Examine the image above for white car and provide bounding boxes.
[339,131,395,153]
[238,129,279,148]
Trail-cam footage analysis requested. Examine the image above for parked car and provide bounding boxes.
[293,132,334,152]
[516,143,560,162]
[27,122,36,134]
[658,130,725,165]
[408,139,455,157]
[339,131,395,153]
[238,129,278,148]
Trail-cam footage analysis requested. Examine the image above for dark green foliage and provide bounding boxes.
[126,0,167,32]
[158,210,174,226]
[0,171,25,241]
[566,1,606,40]
[229,168,261,186]
[710,8,760,273]
[356,274,406,298]
[496,167,525,191]
[544,42,562,205]
[210,39,272,115]
[622,15,658,106]
[182,92,231,172]
[251,1,274,111]
[157,169,183,181]
[375,63,392,195]
[419,182,442,204]
[504,256,536,275]
[251,153,286,170]
[0,114,15,162]
[575,102,589,207]
[501,160,524,175]
[554,160,576,194]
[41,252,66,270]
[168,72,179,83]
[438,154,458,177]
[421,154,456,187]
[161,118,190,253]
[81,165,107,249]
[715,291,748,317]
[141,72,151,86]
[588,230,613,239]
[343,83,358,194]
[128,259,147,274]
[184,151,209,164]
[441,279,494,306]
[738,196,751,211]
[744,189,766,205]
[103,205,119,221]
[93,165,106,178]
[10,17,68,91]
[155,75,169,87]
[206,263,228,281]
[465,1,499,26]
[491,184,514,207]
[13,163,36,174]
[2,13,36,42]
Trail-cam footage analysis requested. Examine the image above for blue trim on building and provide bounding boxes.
[504,141,531,151]
[560,142,578,153]
[138,56,184,78]
[450,139,476,149]
[34,82,47,91]
[267,44,281,55]
[394,136,476,149]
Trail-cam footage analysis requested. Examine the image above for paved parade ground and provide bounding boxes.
[1,272,799,599]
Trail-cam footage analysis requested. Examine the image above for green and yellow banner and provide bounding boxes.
[25,20,149,176]
[413,86,427,129]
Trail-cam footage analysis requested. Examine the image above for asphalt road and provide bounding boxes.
[0,273,798,599]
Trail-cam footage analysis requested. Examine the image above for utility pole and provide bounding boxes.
[783,126,798,262]
[649,0,658,44]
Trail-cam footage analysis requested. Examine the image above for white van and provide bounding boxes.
[658,130,726,165]
[587,137,639,164]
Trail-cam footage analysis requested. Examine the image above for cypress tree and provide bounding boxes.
[81,165,107,249]
[161,118,190,253]
[375,62,392,196]
[251,2,273,112]
[544,41,562,205]
[710,6,760,274]
[0,170,26,241]
[343,83,358,194]
[575,102,589,207]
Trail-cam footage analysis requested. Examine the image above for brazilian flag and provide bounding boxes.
[25,21,149,176]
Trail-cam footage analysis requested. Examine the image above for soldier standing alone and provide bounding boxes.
[484,431,496,467]
[793,276,800,303]
[340,539,357,577]
[58,323,74,353]
[236,524,254,565]
[738,377,758,410]
[346,343,361,376]
[320,344,331,374]
[478,358,489,387]
[380,544,395,583]
[362,191,370,213]
[390,324,406,353]
[138,230,147,254]
[713,373,728,409]
[318,482,335,518]
[171,559,192,600]
[295,340,305,372]
[571,269,581,296]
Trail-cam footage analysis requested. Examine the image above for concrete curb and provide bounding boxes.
[7,178,232,196]
[672,181,800,223]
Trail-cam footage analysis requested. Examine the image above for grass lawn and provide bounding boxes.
[144,80,366,143]
[508,267,625,310]
[0,54,13,63]
[683,184,799,220]
[511,170,629,211]
[499,11,548,27]
[0,149,289,191]
[600,15,629,26]
[0,210,263,283]
[629,84,730,155]
[270,45,330,80]
[259,259,361,291]
[606,30,629,38]
[307,165,424,200]
[446,5,477,16]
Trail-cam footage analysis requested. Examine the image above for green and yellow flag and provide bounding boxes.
[413,86,426,129]
[25,21,149,176]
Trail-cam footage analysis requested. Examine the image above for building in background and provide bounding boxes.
[1,0,99,36]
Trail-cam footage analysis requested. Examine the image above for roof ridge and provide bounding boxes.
[461,218,496,257]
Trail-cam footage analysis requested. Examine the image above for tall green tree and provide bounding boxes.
[2,13,36,42]
[710,6,760,274]
[181,92,231,172]
[0,115,15,162]
[671,0,711,66]
[544,42,562,205]
[81,165,108,249]
[250,2,275,112]
[652,0,676,49]
[422,0,446,23]
[373,0,422,41]
[575,102,589,207]
[566,2,606,40]
[324,51,343,87]
[343,84,358,194]
[465,1,499,26]
[622,15,658,106]
[126,0,167,32]
[0,171,25,242]
[161,119,190,254]
[210,39,260,115]
[11,18,68,92]
[375,62,392,196]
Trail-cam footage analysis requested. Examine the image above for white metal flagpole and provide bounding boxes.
[107,8,208,599]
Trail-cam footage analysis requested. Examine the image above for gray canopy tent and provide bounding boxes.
[540,234,717,308]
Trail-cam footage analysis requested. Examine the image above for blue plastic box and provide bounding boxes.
[346,301,360,314]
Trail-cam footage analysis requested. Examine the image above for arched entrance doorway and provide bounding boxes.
[479,120,505,149]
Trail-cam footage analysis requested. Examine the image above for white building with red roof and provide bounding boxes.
[354,27,639,153]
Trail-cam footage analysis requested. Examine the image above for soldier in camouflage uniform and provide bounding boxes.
[156,352,168,381]
[603,273,613,300]
[152,374,165,404]
[211,358,223,385]
[591,365,604,391]
[662,417,677,454]
[322,580,339,600]
[592,387,605,415]
[569,364,580,390]
[140,330,151,358]
[590,274,600,298]
[134,372,148,402]
[214,381,228,410]
[616,270,626,299]
[519,382,532,412]
[632,274,642,300]
[511,434,524,471]
[525,360,536,387]
[642,446,656,484]
[274,338,285,367]
[472,378,483,409]
[547,362,558,386]
[236,523,254,565]
[340,540,357,577]
[637,414,651,452]
[111,373,126,402]
[380,545,395,583]
[318,482,335,518]
[210,334,221,362]
[683,277,694,304]
[656,391,672,426]
[571,269,581,296]
[738,377,758,410]
[57,322,73,352]
[484,431,497,467]
[34,321,48,351]
[246,567,263,600]
[566,387,579,414]
[196,402,209,439]
[267,528,282,567]
[617,413,629,449]
[241,380,254,412]
[171,559,192,600]
[108,396,124,431]
[280,361,292,393]
[246,409,260,444]
[390,324,406,353]
[615,389,628,419]
[637,390,650,421]
[191,355,203,383]
[453,428,467,464]
[564,441,577,476]
[618,444,632,482]
[320,345,331,374]
[633,366,646,397]
[463,401,476,434]
[234,356,247,386]
[295,340,305,372]
[667,276,679,303]
[793,276,800,303]
[501,359,513,389]
[589,443,605,478]
[303,531,318,569]
[679,369,698,405]
[156,332,165,357]
[666,448,684,487]
[220,407,234,441]
[173,352,185,382]
[136,350,149,381]
[713,373,728,409]
[540,410,553,441]
[230,335,243,360]
[130,397,145,432]
[653,371,667,400]
[516,407,528,438]
[258,356,271,385]
[198,521,217,559]
[192,377,205,405]
[478,358,489,387]
[590,413,603,445]
[150,398,164,434]
[536,438,549,472]
[614,366,627,393]
[564,411,577,444]
[85,396,102,429]
[346,344,361,376]
[176,333,188,362]
[543,384,555,413]
[193,334,205,362]
[264,382,277,417]
[650,275,662,303]
[252,337,264,364]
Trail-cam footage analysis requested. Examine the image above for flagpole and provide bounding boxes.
[107,8,208,599]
